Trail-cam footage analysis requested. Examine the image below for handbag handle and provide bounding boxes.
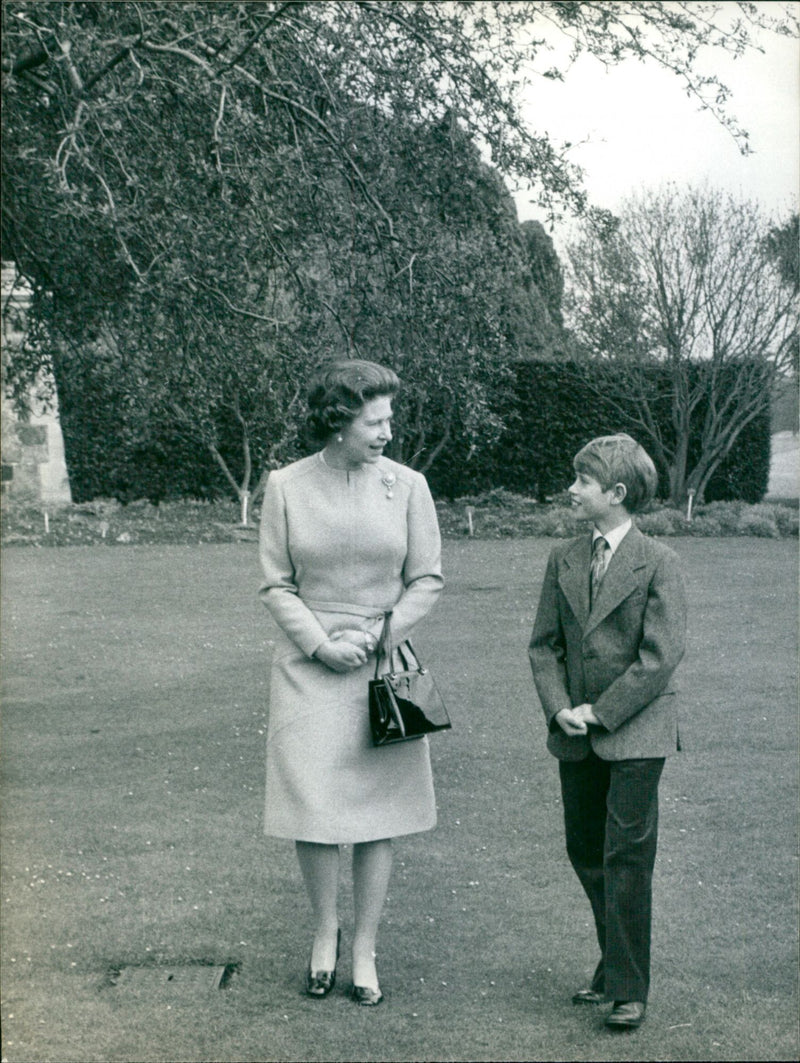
[373,612,422,679]
[373,612,394,679]
[396,641,418,672]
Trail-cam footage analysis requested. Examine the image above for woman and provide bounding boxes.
[259,359,444,1006]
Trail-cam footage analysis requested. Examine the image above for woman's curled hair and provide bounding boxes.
[306,360,400,443]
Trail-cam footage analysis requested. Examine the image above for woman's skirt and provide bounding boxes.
[264,614,437,843]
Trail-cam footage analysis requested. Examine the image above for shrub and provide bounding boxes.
[693,501,746,535]
[538,506,582,537]
[687,515,726,537]
[742,503,798,537]
[478,513,518,537]
[768,505,800,537]
[638,510,683,536]
[736,508,780,538]
[73,497,121,517]
[515,506,582,538]
[455,487,535,510]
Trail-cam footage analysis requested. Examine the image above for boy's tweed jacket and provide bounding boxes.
[529,524,687,761]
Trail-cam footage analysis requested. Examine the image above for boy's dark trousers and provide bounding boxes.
[559,750,665,1004]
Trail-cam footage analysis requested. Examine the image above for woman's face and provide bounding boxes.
[337,395,393,467]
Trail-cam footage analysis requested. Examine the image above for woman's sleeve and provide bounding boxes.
[386,473,444,645]
[258,472,330,657]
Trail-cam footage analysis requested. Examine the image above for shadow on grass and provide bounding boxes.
[1,539,797,1062]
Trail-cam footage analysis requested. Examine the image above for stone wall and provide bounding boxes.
[1,262,72,505]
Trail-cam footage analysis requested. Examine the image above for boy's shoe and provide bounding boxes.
[572,988,604,1005]
[605,1001,646,1029]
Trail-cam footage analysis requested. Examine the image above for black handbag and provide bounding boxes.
[368,613,451,746]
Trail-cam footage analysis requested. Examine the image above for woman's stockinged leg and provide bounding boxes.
[295,841,341,972]
[352,838,393,991]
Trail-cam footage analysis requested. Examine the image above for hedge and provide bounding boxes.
[423,360,771,503]
[56,361,227,504]
[59,357,771,504]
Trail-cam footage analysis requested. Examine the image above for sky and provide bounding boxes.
[512,5,800,234]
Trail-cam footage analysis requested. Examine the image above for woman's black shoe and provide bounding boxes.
[304,929,340,998]
[350,984,384,1006]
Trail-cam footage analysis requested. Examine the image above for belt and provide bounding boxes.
[300,597,392,618]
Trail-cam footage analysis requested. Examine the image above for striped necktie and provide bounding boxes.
[590,536,609,606]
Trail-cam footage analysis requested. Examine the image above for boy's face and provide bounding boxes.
[568,470,621,526]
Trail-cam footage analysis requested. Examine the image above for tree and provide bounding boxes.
[565,187,799,506]
[2,2,797,501]
[766,213,800,390]
[292,112,568,473]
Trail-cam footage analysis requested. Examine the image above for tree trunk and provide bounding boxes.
[667,430,690,508]
[207,441,252,522]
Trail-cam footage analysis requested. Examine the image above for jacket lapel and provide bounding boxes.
[585,525,647,634]
[558,535,592,629]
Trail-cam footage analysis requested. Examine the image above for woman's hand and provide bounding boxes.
[330,628,378,655]
[313,638,369,673]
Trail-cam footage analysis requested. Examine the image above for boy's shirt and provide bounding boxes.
[593,518,631,556]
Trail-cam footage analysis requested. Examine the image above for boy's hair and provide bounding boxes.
[306,359,400,443]
[573,433,658,514]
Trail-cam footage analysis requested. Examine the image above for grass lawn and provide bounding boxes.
[1,538,797,1063]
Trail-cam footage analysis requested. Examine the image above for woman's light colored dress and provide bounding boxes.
[259,452,444,843]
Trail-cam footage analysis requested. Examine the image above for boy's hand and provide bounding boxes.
[555,707,589,736]
[573,703,600,727]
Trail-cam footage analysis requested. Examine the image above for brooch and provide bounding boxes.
[380,472,396,499]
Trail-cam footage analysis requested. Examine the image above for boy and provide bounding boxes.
[529,434,687,1031]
